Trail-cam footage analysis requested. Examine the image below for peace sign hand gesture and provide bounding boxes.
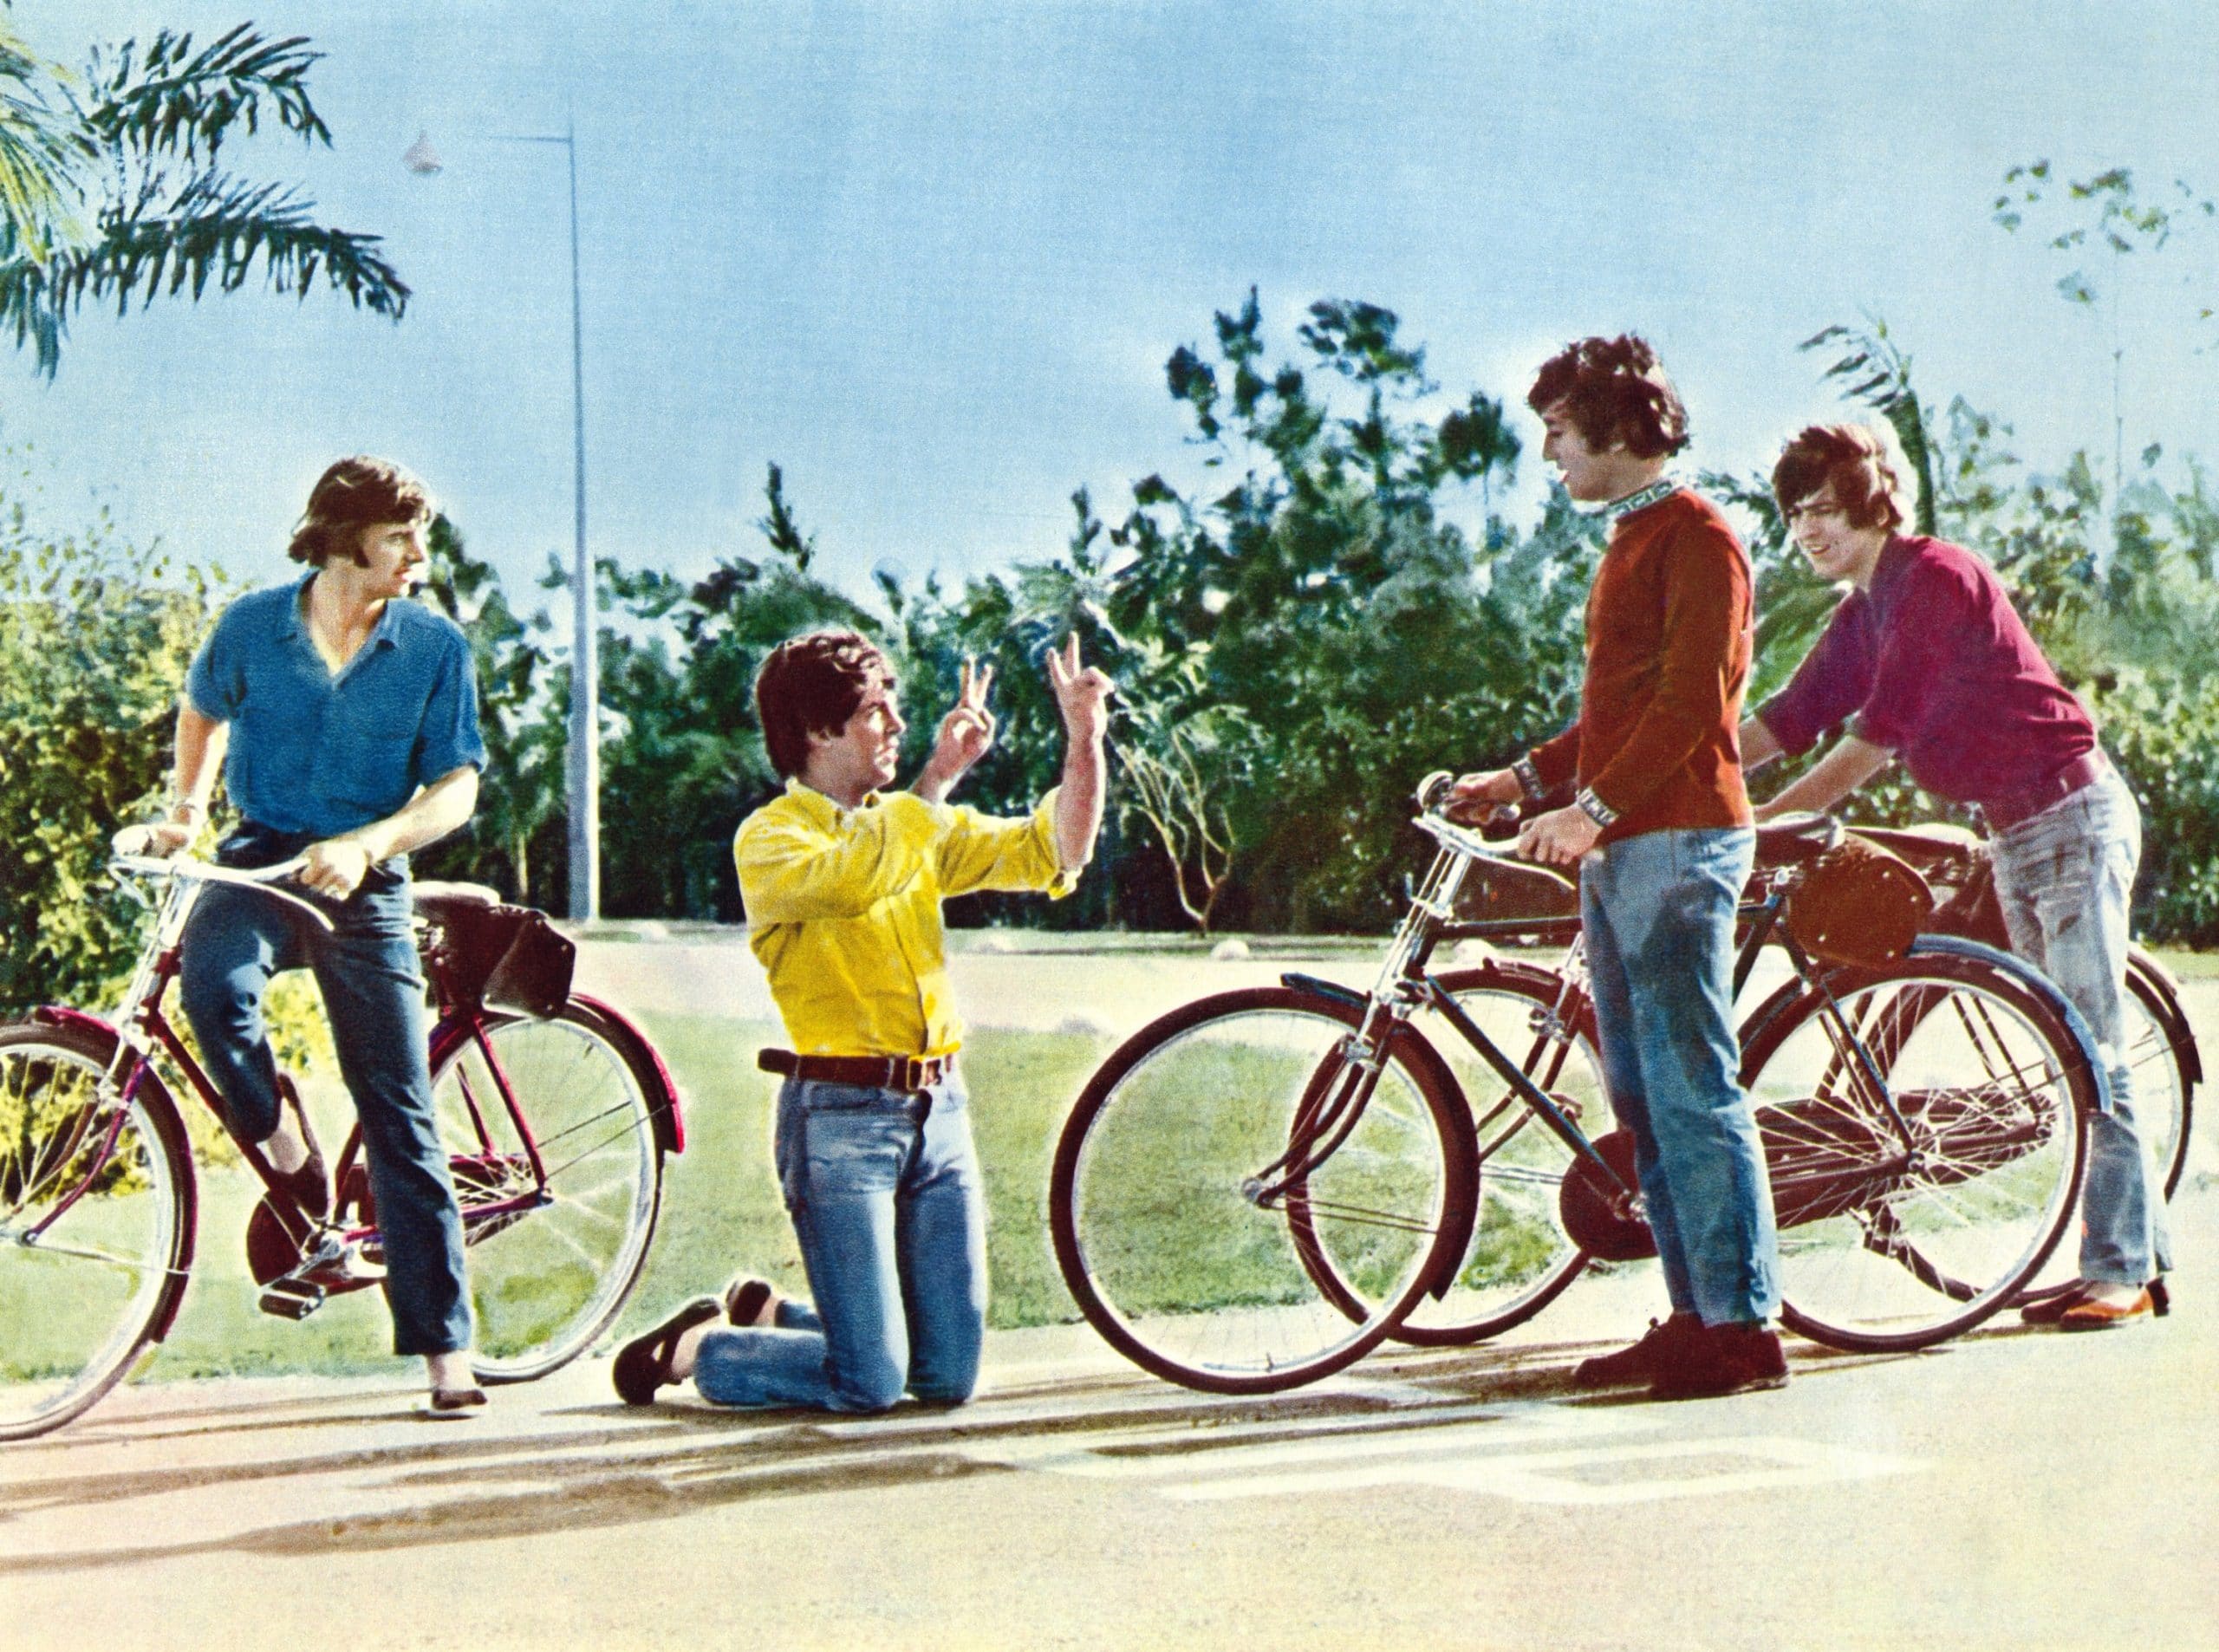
[916,656,998,803]
[1045,632,1113,747]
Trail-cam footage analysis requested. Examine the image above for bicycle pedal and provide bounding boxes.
[257,1277,328,1320]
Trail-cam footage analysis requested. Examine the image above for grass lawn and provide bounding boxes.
[138,1013,1121,1380]
[63,940,2219,1382]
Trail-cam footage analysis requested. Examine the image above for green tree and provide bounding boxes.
[0,474,223,1011]
[0,23,407,377]
[1101,291,1561,929]
[414,514,564,905]
[1993,160,2216,543]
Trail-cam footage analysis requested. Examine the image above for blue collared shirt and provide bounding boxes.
[186,574,487,839]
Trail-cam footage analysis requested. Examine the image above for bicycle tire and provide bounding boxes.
[1050,986,1475,1394]
[2124,951,2196,1201]
[1298,963,1612,1347]
[0,1017,196,1441]
[1739,953,2093,1351]
[341,998,667,1383]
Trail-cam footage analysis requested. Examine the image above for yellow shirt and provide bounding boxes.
[734,778,1077,1057]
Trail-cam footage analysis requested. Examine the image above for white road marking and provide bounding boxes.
[952,1400,1651,1479]
[1162,1434,1922,1505]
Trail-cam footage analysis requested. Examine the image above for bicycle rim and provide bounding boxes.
[1051,988,1468,1394]
[0,1022,192,1439]
[426,1005,665,1382]
[1747,959,2091,1351]
[1370,966,1607,1345]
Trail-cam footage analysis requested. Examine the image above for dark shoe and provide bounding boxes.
[2018,1279,2094,1325]
[723,1275,778,1327]
[1650,1322,1789,1401]
[1574,1313,1700,1389]
[426,1386,489,1417]
[2059,1285,2156,1331]
[613,1298,721,1406]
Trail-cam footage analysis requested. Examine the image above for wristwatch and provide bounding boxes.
[1573,787,1619,829]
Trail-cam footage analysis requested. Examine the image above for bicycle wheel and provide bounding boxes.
[1741,953,2093,1351]
[1305,964,1611,1347]
[349,1000,666,1382]
[2124,953,2195,1201]
[0,1018,195,1440]
[1050,986,1474,1394]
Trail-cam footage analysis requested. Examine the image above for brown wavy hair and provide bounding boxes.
[1772,423,1913,532]
[287,457,433,567]
[1526,335,1689,459]
[755,630,892,778]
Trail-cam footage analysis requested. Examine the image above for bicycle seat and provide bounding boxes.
[1752,813,1842,868]
[1845,823,1982,875]
[413,881,503,924]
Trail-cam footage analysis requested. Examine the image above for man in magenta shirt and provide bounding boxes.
[1746,422,2165,1328]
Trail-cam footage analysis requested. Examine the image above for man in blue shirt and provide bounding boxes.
[154,456,491,1414]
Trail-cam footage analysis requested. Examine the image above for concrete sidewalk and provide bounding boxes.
[4,1197,2214,1651]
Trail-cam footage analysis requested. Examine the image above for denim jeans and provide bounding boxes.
[1581,827,1780,1326]
[1989,765,2168,1285]
[179,825,473,1356]
[692,1074,987,1413]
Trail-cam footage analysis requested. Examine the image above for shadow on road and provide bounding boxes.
[0,1330,1920,1571]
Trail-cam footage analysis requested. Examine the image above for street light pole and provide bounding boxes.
[406,125,599,920]
[558,122,598,923]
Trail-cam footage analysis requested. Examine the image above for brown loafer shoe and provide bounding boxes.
[1574,1313,1699,1389]
[1650,1322,1788,1401]
[2059,1287,2155,1331]
[613,1298,721,1405]
[2018,1280,2093,1325]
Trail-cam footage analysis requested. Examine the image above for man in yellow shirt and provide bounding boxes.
[616,628,1110,1410]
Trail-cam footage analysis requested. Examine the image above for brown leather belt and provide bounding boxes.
[1982,751,2106,833]
[757,1050,958,1091]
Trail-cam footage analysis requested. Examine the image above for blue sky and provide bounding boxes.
[13,2,2219,611]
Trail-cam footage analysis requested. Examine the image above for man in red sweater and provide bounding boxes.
[1452,335,1784,1399]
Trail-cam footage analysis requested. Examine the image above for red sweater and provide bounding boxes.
[1528,489,1754,845]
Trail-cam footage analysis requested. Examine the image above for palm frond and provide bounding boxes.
[0,248,66,373]
[8,169,407,370]
[0,23,95,263]
[1799,319,1939,535]
[86,24,326,166]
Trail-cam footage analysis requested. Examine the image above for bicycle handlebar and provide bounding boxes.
[1405,771,1572,885]
[107,827,335,933]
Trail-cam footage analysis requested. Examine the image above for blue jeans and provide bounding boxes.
[693,1074,987,1413]
[1989,765,2168,1285]
[179,826,473,1356]
[1581,827,1780,1326]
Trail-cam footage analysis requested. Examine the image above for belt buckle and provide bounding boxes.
[895,1055,926,1092]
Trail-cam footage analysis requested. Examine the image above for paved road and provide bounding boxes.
[6,1187,2214,1652]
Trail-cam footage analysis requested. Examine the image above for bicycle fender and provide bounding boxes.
[1279,972,1365,1008]
[2129,948,2203,1086]
[29,1005,200,1343]
[1908,934,2112,1115]
[569,993,687,1154]
[32,1004,120,1040]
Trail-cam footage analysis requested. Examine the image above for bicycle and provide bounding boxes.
[1049,778,2105,1394]
[0,831,686,1441]
[1848,821,2198,1201]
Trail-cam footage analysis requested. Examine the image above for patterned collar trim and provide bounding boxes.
[1599,476,1680,528]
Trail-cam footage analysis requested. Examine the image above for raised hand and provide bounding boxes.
[916,656,999,803]
[1045,632,1113,746]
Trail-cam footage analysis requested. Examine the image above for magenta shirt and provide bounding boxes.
[1755,535,2096,810]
